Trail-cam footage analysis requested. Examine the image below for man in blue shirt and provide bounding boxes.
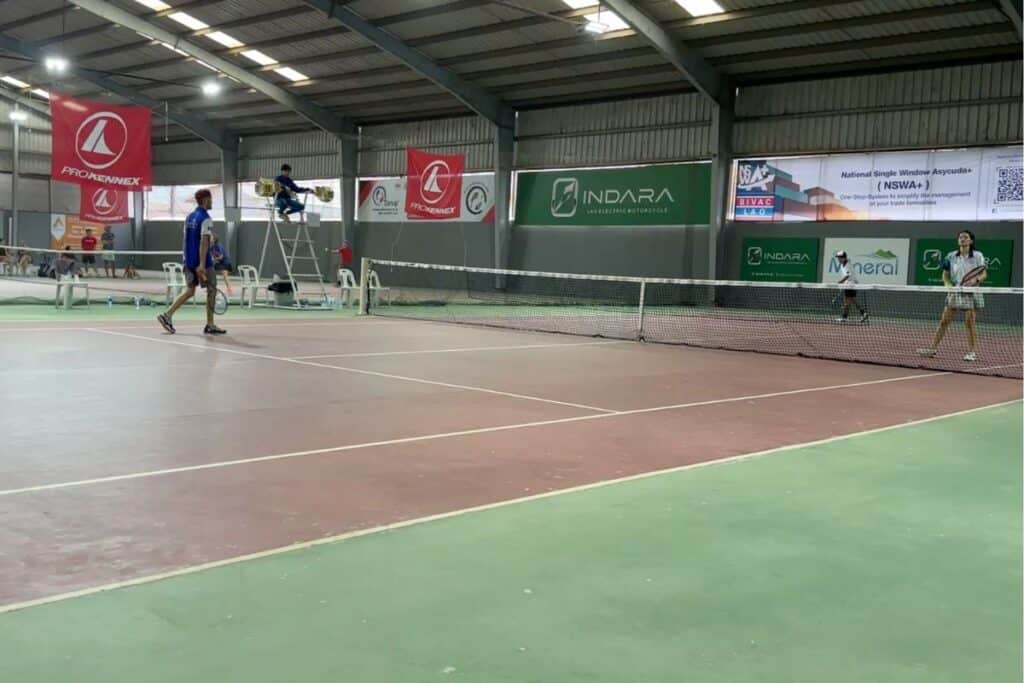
[157,188,226,335]
[274,163,311,221]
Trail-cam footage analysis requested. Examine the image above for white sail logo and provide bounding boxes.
[75,112,128,170]
[421,160,451,205]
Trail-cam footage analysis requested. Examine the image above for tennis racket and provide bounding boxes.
[213,288,229,315]
[960,264,986,287]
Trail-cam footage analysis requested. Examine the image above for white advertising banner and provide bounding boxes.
[734,146,1023,222]
[822,238,911,285]
[357,174,495,222]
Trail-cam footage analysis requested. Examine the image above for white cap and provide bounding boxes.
[835,250,847,258]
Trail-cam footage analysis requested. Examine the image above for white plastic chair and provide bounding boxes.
[55,274,90,309]
[162,262,188,305]
[237,265,261,308]
[337,268,358,307]
[368,269,391,306]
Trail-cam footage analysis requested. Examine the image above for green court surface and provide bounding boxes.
[2,403,1020,682]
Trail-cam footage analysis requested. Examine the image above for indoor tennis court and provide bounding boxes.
[2,0,1023,680]
[1,306,1020,682]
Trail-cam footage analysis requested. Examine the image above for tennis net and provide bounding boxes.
[361,259,1024,379]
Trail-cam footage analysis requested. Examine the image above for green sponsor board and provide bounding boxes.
[914,239,1014,286]
[740,237,820,282]
[514,163,711,226]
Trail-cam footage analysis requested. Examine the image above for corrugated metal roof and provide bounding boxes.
[0,0,1016,139]
[0,0,67,26]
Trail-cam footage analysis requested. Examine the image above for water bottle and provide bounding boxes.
[107,296,113,308]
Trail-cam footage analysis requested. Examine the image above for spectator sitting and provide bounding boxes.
[210,234,233,294]
[16,243,32,275]
[53,247,80,279]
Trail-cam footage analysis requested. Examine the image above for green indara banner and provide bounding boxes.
[514,163,712,226]
[914,239,1014,287]
[740,237,820,282]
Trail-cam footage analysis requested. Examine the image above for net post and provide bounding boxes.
[637,280,647,341]
[357,257,371,315]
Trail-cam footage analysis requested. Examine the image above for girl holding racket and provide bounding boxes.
[917,230,986,362]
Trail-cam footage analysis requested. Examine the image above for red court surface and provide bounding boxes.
[2,315,1020,609]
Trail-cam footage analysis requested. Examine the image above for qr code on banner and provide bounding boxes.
[995,166,1023,203]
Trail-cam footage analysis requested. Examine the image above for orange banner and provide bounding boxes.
[49,214,105,250]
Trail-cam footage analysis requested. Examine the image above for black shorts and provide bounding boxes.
[843,290,857,298]
[82,254,96,264]
[184,266,214,289]
[214,263,233,273]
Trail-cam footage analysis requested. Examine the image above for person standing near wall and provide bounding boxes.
[101,225,116,278]
[80,229,99,278]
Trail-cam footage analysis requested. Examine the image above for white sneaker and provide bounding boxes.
[963,351,977,362]
[916,348,937,358]
[834,316,847,323]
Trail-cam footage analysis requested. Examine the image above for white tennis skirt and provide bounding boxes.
[946,291,985,310]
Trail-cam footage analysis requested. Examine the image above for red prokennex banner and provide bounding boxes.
[405,147,464,219]
[80,187,130,224]
[50,93,152,191]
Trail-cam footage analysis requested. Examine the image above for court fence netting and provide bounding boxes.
[359,259,1024,380]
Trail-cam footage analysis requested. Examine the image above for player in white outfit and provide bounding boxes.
[917,230,987,362]
[834,250,868,323]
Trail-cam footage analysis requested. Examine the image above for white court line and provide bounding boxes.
[290,340,627,359]
[972,362,1024,372]
[0,318,408,332]
[1,398,1018,615]
[87,328,617,414]
[0,368,957,498]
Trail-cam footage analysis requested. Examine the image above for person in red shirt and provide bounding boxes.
[80,228,99,278]
[335,240,353,285]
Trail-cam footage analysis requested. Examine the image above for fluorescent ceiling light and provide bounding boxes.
[9,109,28,122]
[201,80,222,96]
[207,31,243,48]
[45,56,68,72]
[240,50,277,66]
[583,10,628,31]
[562,0,599,8]
[274,67,308,82]
[1,76,30,88]
[31,88,50,99]
[168,12,209,31]
[134,0,170,10]
[675,0,725,16]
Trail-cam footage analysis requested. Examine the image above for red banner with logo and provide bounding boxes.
[80,187,130,224]
[405,147,464,220]
[50,93,152,191]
